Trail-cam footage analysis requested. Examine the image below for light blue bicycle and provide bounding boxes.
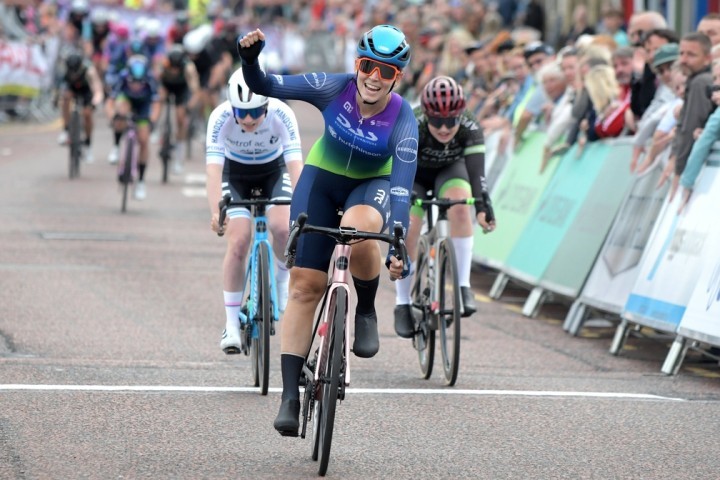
[218,192,291,395]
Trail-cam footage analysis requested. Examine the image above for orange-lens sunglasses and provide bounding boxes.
[355,58,402,81]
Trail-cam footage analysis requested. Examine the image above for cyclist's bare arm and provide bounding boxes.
[87,65,104,106]
[206,163,224,233]
[286,160,302,189]
[185,62,201,109]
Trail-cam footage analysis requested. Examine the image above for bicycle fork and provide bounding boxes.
[430,218,451,320]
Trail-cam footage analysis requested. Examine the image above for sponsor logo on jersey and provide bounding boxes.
[336,113,378,142]
[343,101,353,113]
[274,108,297,141]
[390,186,409,197]
[395,137,418,163]
[303,72,327,89]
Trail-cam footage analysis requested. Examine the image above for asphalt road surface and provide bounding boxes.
[1,101,719,479]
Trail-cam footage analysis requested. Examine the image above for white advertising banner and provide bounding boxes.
[622,162,720,332]
[0,39,50,98]
[675,174,720,345]
[578,161,669,314]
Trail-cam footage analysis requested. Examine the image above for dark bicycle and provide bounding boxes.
[410,196,484,386]
[158,96,173,184]
[217,192,291,395]
[67,96,85,179]
[285,213,408,476]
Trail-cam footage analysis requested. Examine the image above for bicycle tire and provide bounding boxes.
[314,288,345,476]
[161,104,172,183]
[251,242,272,396]
[69,109,81,179]
[160,130,171,184]
[120,135,134,213]
[438,240,461,386]
[412,236,435,379]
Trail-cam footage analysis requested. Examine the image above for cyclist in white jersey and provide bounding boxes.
[206,68,303,353]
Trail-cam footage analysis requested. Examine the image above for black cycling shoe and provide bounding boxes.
[353,312,379,358]
[394,304,415,338]
[273,398,300,437]
[461,286,477,317]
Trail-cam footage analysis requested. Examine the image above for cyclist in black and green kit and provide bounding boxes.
[393,76,496,338]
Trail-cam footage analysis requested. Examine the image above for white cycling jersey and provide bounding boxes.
[205,98,302,166]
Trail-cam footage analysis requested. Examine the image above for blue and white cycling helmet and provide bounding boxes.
[127,55,149,81]
[356,25,411,69]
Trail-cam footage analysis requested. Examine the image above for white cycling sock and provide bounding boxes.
[276,258,289,284]
[175,141,185,162]
[395,275,412,305]
[451,236,473,288]
[223,291,244,330]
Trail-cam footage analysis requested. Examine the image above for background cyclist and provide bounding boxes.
[238,24,418,437]
[207,68,303,354]
[107,55,161,200]
[158,45,201,173]
[393,76,496,339]
[183,24,232,119]
[56,52,105,163]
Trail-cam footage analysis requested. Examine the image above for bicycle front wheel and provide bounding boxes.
[120,135,134,213]
[251,243,272,396]
[69,109,81,179]
[438,239,461,386]
[313,288,346,476]
[412,236,435,379]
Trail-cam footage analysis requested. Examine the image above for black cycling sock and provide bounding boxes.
[280,353,304,401]
[138,163,146,181]
[353,275,379,315]
[114,131,122,145]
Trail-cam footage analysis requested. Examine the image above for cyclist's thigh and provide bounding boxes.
[115,96,132,116]
[410,168,438,218]
[78,89,94,111]
[267,162,292,201]
[435,162,471,198]
[223,158,283,219]
[290,166,349,272]
[344,177,391,232]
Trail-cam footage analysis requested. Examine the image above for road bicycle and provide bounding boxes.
[158,96,173,184]
[285,213,408,477]
[67,96,84,180]
[409,196,482,387]
[117,116,139,214]
[217,192,291,395]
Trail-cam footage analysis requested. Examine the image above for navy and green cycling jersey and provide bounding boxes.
[241,62,419,233]
[110,69,159,119]
[414,107,487,201]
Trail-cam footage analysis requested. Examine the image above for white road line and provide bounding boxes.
[0,384,685,401]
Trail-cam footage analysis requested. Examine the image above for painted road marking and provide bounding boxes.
[0,384,685,401]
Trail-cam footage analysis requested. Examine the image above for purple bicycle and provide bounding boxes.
[117,116,139,213]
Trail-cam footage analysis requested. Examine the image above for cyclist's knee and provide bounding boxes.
[341,206,383,232]
[289,270,326,303]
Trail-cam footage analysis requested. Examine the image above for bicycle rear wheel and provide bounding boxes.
[437,239,461,386]
[251,243,271,396]
[312,288,346,476]
[69,109,81,179]
[120,135,134,213]
[412,236,435,379]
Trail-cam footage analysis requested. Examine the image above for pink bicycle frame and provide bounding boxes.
[315,243,352,388]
